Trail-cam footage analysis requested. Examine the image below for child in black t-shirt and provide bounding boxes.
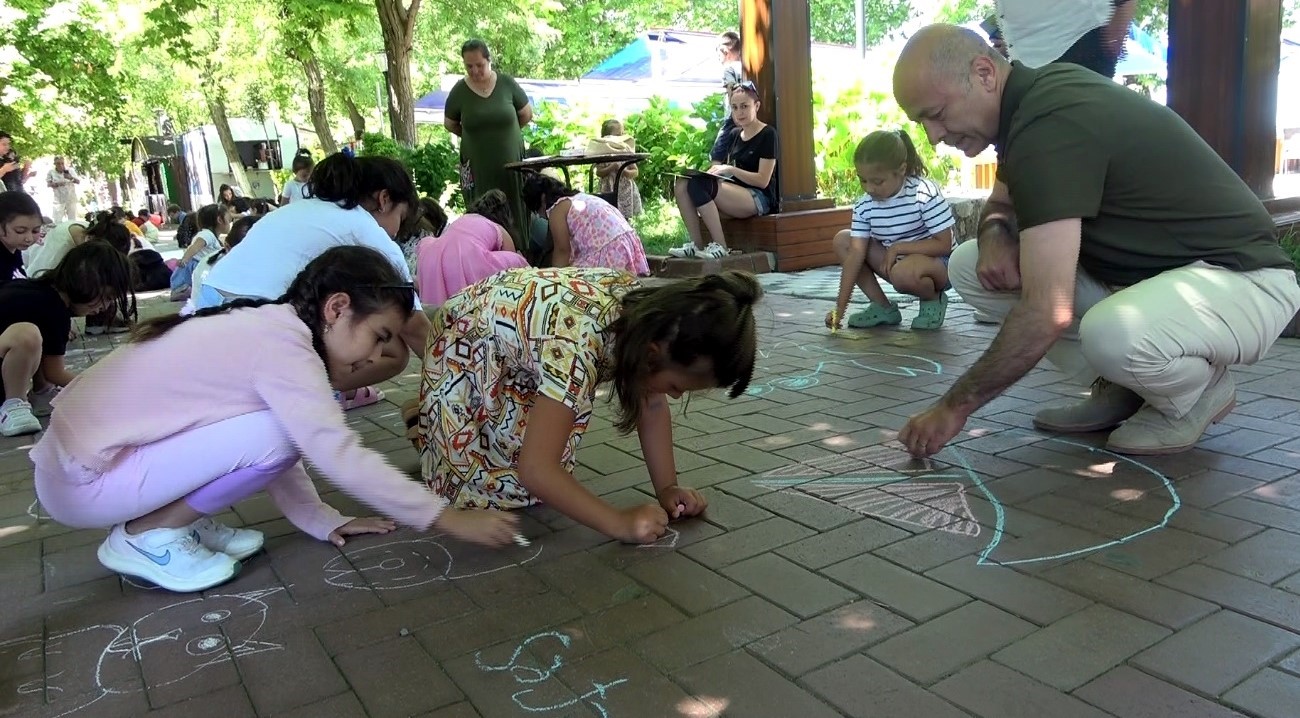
[0,242,135,436]
[0,191,45,284]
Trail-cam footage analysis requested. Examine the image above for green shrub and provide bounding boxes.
[624,97,710,202]
[360,131,462,209]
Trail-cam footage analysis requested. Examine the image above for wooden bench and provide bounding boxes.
[721,207,851,272]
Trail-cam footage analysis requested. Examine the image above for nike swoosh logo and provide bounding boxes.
[128,541,171,566]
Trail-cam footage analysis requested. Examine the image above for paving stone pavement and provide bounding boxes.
[4,268,1300,717]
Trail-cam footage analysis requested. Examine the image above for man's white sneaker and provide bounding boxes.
[29,386,59,417]
[0,399,42,437]
[191,517,265,560]
[97,524,240,593]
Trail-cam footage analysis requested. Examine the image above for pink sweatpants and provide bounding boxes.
[35,410,299,529]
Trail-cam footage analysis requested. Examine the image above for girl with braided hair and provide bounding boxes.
[407,267,761,544]
[32,245,518,593]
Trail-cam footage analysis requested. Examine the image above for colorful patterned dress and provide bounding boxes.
[415,267,639,509]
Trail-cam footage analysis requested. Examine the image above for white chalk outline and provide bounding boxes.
[322,534,543,591]
[0,587,284,717]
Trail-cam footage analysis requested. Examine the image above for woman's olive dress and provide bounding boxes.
[446,74,530,239]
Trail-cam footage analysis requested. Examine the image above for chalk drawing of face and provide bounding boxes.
[0,587,284,718]
[322,534,542,591]
[756,436,1179,567]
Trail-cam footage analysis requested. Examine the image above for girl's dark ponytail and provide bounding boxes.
[310,152,417,210]
[896,130,927,178]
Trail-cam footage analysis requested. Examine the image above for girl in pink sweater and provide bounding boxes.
[32,245,517,593]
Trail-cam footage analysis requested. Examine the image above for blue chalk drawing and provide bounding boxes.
[475,631,627,717]
[950,438,1182,566]
[748,344,943,396]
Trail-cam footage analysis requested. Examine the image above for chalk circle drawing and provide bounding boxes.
[475,631,626,718]
[756,436,1179,566]
[0,587,284,718]
[748,343,943,397]
[322,533,542,590]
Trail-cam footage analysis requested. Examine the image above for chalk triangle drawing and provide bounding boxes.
[797,481,981,537]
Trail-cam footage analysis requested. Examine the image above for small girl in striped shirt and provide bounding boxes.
[826,130,956,331]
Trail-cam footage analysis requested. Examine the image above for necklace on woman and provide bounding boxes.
[468,71,497,98]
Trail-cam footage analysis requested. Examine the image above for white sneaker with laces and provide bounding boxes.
[97,523,240,592]
[191,517,265,560]
[667,241,698,258]
[0,399,42,436]
[699,242,728,259]
[29,386,59,418]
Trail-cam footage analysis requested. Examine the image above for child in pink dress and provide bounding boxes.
[522,174,649,275]
[414,190,529,305]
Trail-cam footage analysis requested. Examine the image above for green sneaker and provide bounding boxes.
[912,292,949,330]
[847,302,902,328]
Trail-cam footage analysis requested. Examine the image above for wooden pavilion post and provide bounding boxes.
[740,0,832,211]
[1167,0,1282,198]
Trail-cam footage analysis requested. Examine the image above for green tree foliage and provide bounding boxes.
[0,0,132,173]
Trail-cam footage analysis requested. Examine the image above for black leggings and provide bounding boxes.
[685,174,720,207]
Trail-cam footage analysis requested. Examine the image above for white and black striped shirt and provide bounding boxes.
[850,175,956,248]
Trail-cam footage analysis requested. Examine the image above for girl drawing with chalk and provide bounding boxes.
[33,246,517,594]
[826,129,956,331]
[406,267,761,544]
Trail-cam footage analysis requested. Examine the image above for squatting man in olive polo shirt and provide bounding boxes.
[891,24,1300,458]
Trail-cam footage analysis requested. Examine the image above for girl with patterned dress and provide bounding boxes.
[522,174,649,275]
[407,267,761,544]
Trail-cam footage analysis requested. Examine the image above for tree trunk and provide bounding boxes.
[204,92,252,199]
[341,95,366,142]
[299,53,339,154]
[374,0,421,147]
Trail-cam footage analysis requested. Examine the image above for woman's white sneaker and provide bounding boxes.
[667,241,698,258]
[97,523,240,592]
[699,242,728,259]
[190,517,265,560]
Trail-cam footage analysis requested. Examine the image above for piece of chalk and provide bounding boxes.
[514,534,531,547]
[830,309,839,334]
[399,628,410,637]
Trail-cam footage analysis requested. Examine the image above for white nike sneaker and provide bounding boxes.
[190,517,265,560]
[97,524,240,593]
[0,399,41,437]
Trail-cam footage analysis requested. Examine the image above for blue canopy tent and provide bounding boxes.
[1116,24,1168,77]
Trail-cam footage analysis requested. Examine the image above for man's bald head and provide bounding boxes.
[891,23,1009,158]
[894,24,1004,97]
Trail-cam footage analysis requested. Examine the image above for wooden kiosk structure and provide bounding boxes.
[720,0,1298,271]
[720,0,849,271]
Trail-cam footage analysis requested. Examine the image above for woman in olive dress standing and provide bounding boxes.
[444,39,533,243]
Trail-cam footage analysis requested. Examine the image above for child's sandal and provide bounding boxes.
[847,302,903,328]
[911,293,949,330]
[339,385,384,410]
